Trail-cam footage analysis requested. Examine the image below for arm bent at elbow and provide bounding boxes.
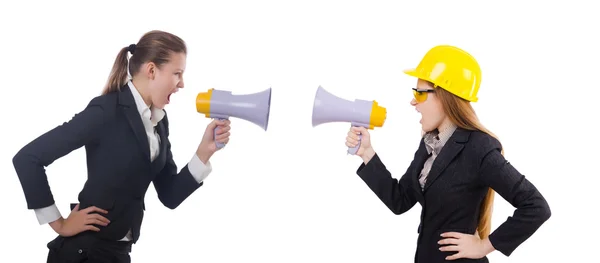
[152,113,218,209]
[13,98,108,211]
[153,150,212,209]
[356,153,418,215]
[479,148,551,257]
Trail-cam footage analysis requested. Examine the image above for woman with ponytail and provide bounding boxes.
[346,45,551,262]
[13,30,231,262]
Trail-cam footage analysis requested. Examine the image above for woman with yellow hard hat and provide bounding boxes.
[345,45,551,262]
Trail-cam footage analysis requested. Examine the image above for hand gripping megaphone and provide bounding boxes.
[196,87,272,149]
[311,86,387,155]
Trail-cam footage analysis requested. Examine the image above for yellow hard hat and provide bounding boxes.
[403,45,481,102]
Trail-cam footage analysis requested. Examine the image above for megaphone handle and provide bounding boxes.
[214,117,228,149]
[348,135,361,155]
[347,124,362,155]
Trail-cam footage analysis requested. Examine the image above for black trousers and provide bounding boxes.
[46,232,132,263]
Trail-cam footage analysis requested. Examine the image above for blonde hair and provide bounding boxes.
[432,82,503,240]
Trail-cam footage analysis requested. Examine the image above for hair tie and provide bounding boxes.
[127,44,136,54]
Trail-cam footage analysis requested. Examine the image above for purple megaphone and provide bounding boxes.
[311,86,387,155]
[196,87,272,149]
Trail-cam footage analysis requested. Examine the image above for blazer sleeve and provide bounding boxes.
[12,97,108,210]
[478,145,551,256]
[152,111,204,209]
[356,153,418,215]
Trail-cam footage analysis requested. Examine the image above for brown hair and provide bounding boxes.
[432,82,503,240]
[102,30,187,95]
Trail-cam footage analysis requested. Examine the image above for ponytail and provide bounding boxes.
[100,30,186,95]
[102,46,130,95]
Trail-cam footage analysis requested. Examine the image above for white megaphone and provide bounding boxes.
[196,87,272,149]
[311,86,387,155]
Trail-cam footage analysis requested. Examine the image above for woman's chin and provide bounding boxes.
[153,100,166,110]
[420,123,435,133]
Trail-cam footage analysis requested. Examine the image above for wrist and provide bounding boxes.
[481,237,496,255]
[49,217,64,233]
[361,147,376,164]
[196,147,213,164]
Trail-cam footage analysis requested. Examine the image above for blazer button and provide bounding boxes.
[78,249,83,254]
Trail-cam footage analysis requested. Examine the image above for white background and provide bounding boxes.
[1,0,598,262]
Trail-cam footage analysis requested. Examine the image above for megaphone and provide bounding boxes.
[196,87,272,149]
[311,86,387,155]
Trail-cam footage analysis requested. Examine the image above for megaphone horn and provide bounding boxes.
[311,86,386,155]
[196,87,272,149]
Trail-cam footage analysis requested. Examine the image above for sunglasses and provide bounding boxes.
[412,88,435,103]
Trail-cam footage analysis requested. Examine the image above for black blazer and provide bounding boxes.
[12,84,203,243]
[356,128,551,263]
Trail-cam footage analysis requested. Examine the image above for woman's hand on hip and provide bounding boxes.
[438,232,496,260]
[196,119,231,162]
[346,126,376,163]
[50,204,110,237]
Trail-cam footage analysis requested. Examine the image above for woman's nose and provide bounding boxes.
[410,98,417,106]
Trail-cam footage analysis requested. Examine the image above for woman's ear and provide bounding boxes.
[145,62,156,80]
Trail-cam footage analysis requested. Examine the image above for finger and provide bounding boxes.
[346,132,359,141]
[207,119,221,130]
[346,137,358,145]
[345,141,357,148]
[439,245,460,252]
[446,252,464,260]
[438,238,460,245]
[89,213,111,224]
[440,232,464,239]
[350,126,362,134]
[355,126,368,133]
[216,137,230,144]
[84,225,101,232]
[72,203,80,212]
[85,218,109,226]
[346,131,359,140]
[215,125,231,134]
[215,132,230,141]
[215,119,229,125]
[81,206,108,214]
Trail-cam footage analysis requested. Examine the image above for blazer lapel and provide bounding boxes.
[118,85,151,161]
[423,128,470,191]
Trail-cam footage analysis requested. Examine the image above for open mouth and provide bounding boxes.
[167,89,179,104]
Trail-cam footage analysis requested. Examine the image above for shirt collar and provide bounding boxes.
[127,81,165,126]
[423,122,457,154]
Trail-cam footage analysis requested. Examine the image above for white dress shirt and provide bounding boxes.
[34,81,212,241]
